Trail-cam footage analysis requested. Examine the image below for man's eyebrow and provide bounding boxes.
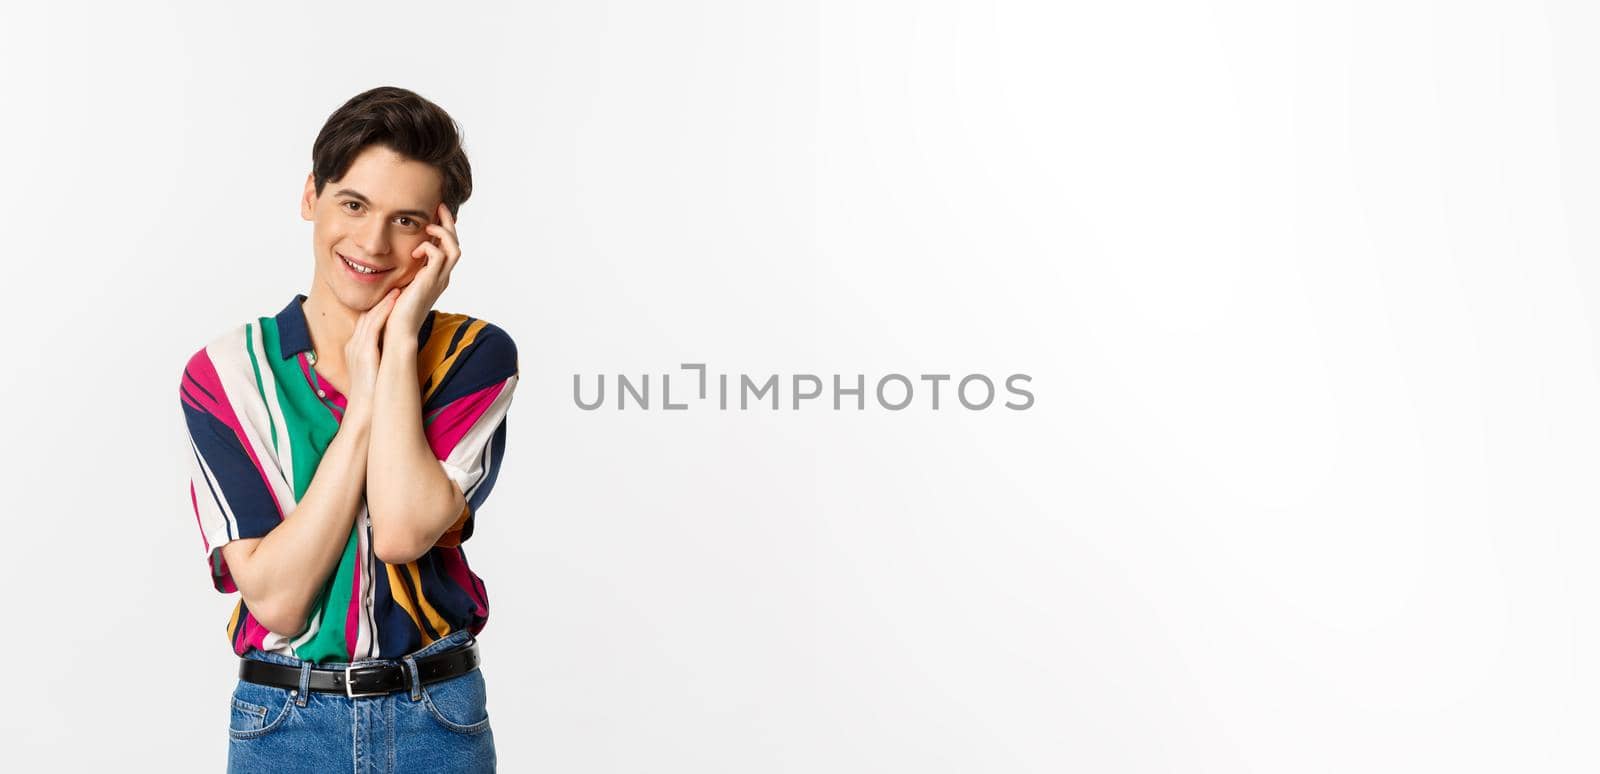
[331,188,432,221]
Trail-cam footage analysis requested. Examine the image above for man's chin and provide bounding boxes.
[323,274,389,312]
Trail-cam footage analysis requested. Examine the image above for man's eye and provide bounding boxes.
[342,201,362,213]
[397,217,414,227]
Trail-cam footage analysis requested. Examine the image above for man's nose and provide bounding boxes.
[355,215,390,256]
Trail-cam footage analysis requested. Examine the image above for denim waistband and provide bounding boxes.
[240,628,476,669]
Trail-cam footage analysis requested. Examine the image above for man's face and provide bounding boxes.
[301,143,444,312]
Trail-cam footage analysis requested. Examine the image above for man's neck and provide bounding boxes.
[300,285,358,364]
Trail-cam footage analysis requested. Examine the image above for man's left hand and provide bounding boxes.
[387,202,461,340]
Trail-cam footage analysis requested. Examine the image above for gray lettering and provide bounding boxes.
[742,374,778,409]
[919,374,951,410]
[619,374,649,410]
[958,374,994,410]
[663,374,687,410]
[1005,374,1034,410]
[680,363,707,399]
[834,374,864,410]
[877,373,913,410]
[792,374,822,409]
[574,374,605,410]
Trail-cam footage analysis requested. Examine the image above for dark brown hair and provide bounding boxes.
[310,86,473,218]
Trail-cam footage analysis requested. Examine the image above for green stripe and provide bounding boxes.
[258,315,360,663]
[243,323,279,459]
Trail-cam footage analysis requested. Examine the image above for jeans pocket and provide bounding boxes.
[228,678,295,740]
[419,668,492,735]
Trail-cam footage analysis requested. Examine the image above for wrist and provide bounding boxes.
[386,311,423,338]
[383,322,420,354]
[340,395,376,428]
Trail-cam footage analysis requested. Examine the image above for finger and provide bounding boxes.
[441,248,461,283]
[430,208,455,232]
[415,241,445,272]
[376,288,399,318]
[434,203,457,236]
[426,223,459,256]
[412,239,447,267]
[364,289,393,318]
[369,291,398,328]
[425,236,451,263]
[361,289,398,328]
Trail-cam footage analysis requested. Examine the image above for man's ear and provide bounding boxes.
[300,172,317,221]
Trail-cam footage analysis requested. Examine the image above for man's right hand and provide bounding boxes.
[345,288,399,409]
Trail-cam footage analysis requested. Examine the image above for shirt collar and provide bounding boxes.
[274,292,436,360]
[276,294,313,359]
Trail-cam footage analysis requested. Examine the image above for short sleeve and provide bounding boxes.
[422,323,519,547]
[180,348,285,593]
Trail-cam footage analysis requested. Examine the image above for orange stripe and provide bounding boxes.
[386,312,482,647]
[406,562,452,639]
[418,314,487,403]
[386,564,433,645]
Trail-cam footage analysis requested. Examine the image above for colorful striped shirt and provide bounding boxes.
[180,293,518,663]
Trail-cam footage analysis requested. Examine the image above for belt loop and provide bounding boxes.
[296,662,312,706]
[402,655,422,702]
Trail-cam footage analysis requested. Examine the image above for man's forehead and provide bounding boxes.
[333,149,442,206]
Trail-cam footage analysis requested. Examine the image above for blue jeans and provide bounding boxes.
[228,629,496,773]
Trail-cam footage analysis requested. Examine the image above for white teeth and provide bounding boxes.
[342,255,379,274]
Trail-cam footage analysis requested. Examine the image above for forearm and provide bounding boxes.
[231,407,372,636]
[367,334,464,564]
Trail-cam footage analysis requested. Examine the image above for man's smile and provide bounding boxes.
[337,252,395,276]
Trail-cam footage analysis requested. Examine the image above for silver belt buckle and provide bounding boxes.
[344,664,387,699]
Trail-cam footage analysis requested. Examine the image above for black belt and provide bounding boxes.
[238,640,481,698]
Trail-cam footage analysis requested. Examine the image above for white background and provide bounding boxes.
[1,1,1595,771]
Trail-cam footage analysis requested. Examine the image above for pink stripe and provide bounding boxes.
[183,349,236,420]
[184,347,287,521]
[439,548,488,618]
[426,381,507,458]
[190,481,210,553]
[241,614,269,652]
[300,353,346,421]
[346,526,362,655]
[194,480,244,593]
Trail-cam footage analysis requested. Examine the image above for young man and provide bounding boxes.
[179,86,516,773]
